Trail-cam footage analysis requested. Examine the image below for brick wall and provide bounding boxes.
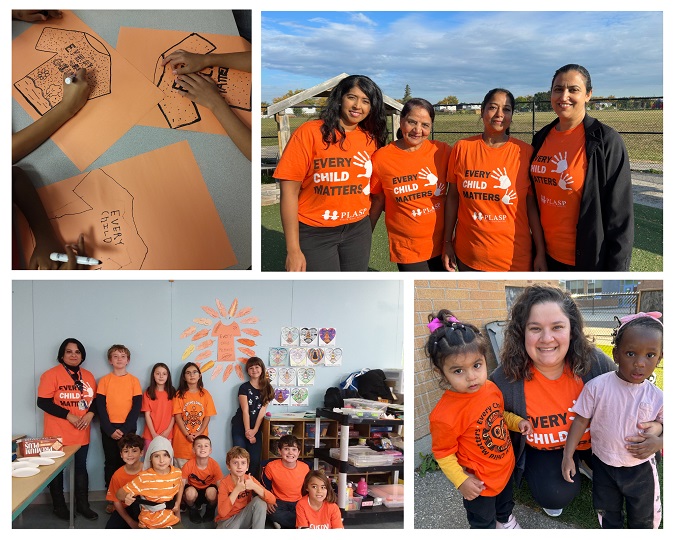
[413,279,560,441]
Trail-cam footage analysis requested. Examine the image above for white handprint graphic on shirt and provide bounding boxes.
[551,152,568,174]
[558,173,574,191]
[434,182,446,197]
[418,167,438,187]
[501,189,517,205]
[353,151,372,195]
[490,167,511,189]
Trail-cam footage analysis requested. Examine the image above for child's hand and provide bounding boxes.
[174,72,222,111]
[243,475,257,491]
[59,68,90,118]
[457,473,484,500]
[162,49,209,75]
[124,492,136,506]
[519,419,534,436]
[12,10,62,22]
[561,455,576,483]
[172,505,181,519]
[266,501,277,514]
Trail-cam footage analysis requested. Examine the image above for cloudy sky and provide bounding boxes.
[261,11,663,104]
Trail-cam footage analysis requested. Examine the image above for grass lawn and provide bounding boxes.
[260,202,662,272]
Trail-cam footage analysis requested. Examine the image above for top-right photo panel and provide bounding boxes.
[260,11,662,273]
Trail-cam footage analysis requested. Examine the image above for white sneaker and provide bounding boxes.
[578,460,593,481]
[496,514,522,529]
[543,508,563,517]
[272,521,282,529]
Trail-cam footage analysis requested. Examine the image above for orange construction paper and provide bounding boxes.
[12,11,165,171]
[18,141,237,270]
[116,27,251,135]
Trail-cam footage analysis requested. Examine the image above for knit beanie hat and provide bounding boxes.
[144,436,174,470]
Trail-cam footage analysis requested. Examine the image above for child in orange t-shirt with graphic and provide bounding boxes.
[105,433,145,529]
[427,310,532,529]
[141,362,176,452]
[96,344,143,512]
[182,435,224,524]
[295,470,343,529]
[173,362,217,468]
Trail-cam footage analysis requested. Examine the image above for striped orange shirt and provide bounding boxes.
[123,466,182,528]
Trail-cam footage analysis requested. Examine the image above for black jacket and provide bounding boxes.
[531,115,633,271]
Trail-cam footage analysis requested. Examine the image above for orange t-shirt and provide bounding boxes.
[215,474,276,523]
[370,139,452,263]
[295,495,344,529]
[122,466,182,528]
[430,381,515,496]
[97,372,143,423]
[273,119,377,227]
[141,390,173,441]
[530,123,587,265]
[523,367,591,451]
[38,365,97,446]
[447,135,534,271]
[182,457,224,489]
[264,458,310,502]
[106,465,141,503]
[172,389,217,459]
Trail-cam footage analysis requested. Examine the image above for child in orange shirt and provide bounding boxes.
[96,344,143,512]
[182,435,224,524]
[105,433,144,529]
[295,470,343,529]
[215,446,276,528]
[117,436,184,529]
[141,362,176,452]
[173,362,217,467]
[262,434,310,528]
[427,310,532,529]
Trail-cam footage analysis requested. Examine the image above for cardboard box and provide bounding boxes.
[17,437,64,457]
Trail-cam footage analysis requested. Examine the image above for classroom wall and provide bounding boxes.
[12,279,404,492]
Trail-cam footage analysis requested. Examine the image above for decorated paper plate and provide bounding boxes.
[12,467,41,478]
[40,450,65,459]
[18,457,55,466]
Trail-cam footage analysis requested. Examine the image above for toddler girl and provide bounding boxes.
[295,470,343,529]
[427,310,531,529]
[141,363,176,452]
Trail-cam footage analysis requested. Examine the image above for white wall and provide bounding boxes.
[12,279,404,491]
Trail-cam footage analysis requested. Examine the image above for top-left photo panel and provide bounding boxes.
[11,9,252,270]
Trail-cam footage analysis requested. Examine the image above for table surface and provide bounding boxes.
[11,10,251,270]
[12,444,80,520]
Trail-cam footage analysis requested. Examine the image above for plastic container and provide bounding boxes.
[345,495,363,511]
[330,446,395,466]
[356,477,368,496]
[305,422,330,438]
[271,424,295,437]
[343,398,388,413]
[368,484,404,508]
[303,441,326,457]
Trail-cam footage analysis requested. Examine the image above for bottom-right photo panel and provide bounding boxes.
[414,279,663,529]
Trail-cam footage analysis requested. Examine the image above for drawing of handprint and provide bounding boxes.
[419,167,438,187]
[558,173,574,191]
[353,151,372,195]
[551,152,568,174]
[434,182,446,197]
[490,167,511,189]
[501,189,517,205]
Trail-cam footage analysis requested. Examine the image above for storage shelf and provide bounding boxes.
[314,447,403,474]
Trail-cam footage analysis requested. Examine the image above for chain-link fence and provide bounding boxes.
[573,292,639,349]
[261,97,663,173]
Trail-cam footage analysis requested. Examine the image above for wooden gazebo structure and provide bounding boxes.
[266,73,403,158]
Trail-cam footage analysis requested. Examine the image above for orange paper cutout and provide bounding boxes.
[18,141,237,270]
[116,27,251,135]
[12,11,165,171]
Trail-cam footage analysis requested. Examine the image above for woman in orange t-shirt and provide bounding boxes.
[37,338,98,521]
[370,98,451,271]
[443,88,546,272]
[274,75,388,272]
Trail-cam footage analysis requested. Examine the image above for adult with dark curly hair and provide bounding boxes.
[490,285,662,518]
[37,338,99,521]
[274,74,388,271]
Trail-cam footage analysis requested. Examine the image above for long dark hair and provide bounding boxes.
[319,74,388,149]
[500,285,596,381]
[176,361,205,398]
[146,362,176,400]
[246,356,274,405]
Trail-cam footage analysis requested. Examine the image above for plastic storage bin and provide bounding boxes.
[305,422,330,438]
[368,484,404,508]
[330,446,395,467]
[271,424,295,437]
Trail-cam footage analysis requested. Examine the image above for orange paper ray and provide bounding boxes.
[17,141,236,269]
[12,11,165,171]
[116,27,251,135]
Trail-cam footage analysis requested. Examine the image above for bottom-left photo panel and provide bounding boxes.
[11,280,404,530]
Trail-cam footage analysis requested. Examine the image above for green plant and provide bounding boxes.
[417,453,440,477]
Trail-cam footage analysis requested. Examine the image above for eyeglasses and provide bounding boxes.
[185,370,200,376]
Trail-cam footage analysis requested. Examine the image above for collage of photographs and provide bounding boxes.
[8,3,667,533]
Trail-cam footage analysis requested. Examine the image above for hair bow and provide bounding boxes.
[618,311,663,328]
[427,315,459,333]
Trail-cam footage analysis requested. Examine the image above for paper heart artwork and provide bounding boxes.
[289,347,307,367]
[267,367,278,386]
[325,347,343,366]
[319,327,336,346]
[291,387,309,406]
[280,327,299,346]
[306,348,325,366]
[300,327,318,346]
[297,367,316,386]
[273,387,289,405]
[268,347,288,366]
[278,367,297,387]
